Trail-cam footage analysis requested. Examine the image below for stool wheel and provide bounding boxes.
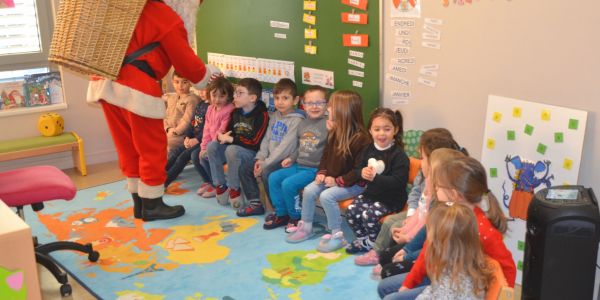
[60,283,72,297]
[88,251,100,262]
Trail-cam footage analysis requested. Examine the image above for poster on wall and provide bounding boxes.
[207,53,295,84]
[480,95,588,283]
[301,67,334,89]
[390,0,421,18]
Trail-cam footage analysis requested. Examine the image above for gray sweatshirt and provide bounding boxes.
[291,116,328,168]
[256,109,305,170]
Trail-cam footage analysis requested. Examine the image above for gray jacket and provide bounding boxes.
[256,109,305,170]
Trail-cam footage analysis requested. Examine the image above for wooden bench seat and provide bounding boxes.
[0,132,87,176]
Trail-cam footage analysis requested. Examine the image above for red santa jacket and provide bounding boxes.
[87,0,210,119]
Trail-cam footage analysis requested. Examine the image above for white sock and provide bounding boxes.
[302,222,313,232]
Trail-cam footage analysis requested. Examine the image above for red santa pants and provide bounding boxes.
[100,100,167,188]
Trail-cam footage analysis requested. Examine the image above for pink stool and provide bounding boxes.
[0,165,99,297]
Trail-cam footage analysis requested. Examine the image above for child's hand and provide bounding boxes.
[399,286,408,292]
[199,150,207,159]
[324,176,337,187]
[188,138,199,148]
[281,158,292,168]
[361,166,376,181]
[218,131,233,144]
[315,174,325,184]
[254,161,263,177]
[392,249,406,263]
[183,137,192,148]
[391,228,408,244]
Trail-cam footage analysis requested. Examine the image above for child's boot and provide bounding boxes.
[141,196,185,221]
[286,221,315,243]
[229,188,243,209]
[317,231,347,253]
[215,185,229,206]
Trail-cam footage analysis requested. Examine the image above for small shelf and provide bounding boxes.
[0,103,68,117]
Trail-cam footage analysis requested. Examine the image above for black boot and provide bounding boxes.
[141,196,185,221]
[132,193,142,219]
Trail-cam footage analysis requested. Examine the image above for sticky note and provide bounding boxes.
[518,240,525,251]
[486,138,495,150]
[492,112,502,123]
[524,124,534,136]
[304,28,317,39]
[568,118,579,130]
[304,44,317,55]
[490,168,498,178]
[541,109,551,121]
[563,158,573,170]
[518,261,523,271]
[554,132,563,143]
[507,130,516,141]
[304,0,317,10]
[513,107,522,118]
[303,13,316,25]
[536,143,547,155]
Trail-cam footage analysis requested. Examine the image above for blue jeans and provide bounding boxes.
[166,144,199,187]
[377,272,430,300]
[239,155,280,202]
[268,164,316,219]
[190,146,212,184]
[301,181,364,231]
[206,142,256,190]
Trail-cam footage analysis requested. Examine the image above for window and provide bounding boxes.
[0,0,64,116]
[0,0,54,71]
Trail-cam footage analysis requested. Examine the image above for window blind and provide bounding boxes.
[0,0,42,56]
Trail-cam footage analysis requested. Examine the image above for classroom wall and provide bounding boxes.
[382,0,598,195]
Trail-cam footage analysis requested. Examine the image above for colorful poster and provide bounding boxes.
[481,95,587,283]
[0,0,15,9]
[207,53,295,83]
[301,67,334,89]
[390,0,421,18]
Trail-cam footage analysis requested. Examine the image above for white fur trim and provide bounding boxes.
[127,177,139,194]
[87,79,166,119]
[193,64,220,90]
[138,180,164,199]
[163,0,199,45]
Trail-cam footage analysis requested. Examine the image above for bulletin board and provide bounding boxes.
[381,0,600,288]
[196,0,380,117]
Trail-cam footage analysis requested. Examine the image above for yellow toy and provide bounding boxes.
[37,113,64,137]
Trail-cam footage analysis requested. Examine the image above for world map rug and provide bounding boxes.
[25,168,379,299]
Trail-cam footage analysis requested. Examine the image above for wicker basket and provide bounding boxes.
[49,0,147,80]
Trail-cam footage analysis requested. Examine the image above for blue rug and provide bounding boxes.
[26,168,379,299]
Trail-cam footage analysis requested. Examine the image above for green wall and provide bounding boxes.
[196,0,380,119]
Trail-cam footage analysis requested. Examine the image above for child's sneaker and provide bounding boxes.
[316,231,347,253]
[372,264,383,276]
[355,249,380,266]
[215,185,229,206]
[236,204,265,217]
[196,182,210,195]
[285,218,300,233]
[229,188,242,209]
[263,215,290,229]
[201,186,216,198]
[285,221,314,243]
[345,238,372,254]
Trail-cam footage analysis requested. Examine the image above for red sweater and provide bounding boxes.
[403,206,516,289]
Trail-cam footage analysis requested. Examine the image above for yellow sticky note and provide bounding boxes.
[486,138,495,150]
[304,28,317,39]
[304,44,317,55]
[492,112,502,123]
[304,0,317,10]
[513,107,522,118]
[563,181,570,185]
[303,13,316,25]
[563,158,573,170]
[541,109,551,121]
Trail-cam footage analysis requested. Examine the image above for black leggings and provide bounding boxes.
[378,242,414,279]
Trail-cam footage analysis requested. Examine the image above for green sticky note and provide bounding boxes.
[537,143,547,154]
[490,168,498,178]
[524,124,534,136]
[569,118,579,130]
[507,130,516,141]
[554,132,564,143]
[518,240,525,251]
[518,260,523,271]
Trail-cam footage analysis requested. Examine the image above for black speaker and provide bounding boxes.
[522,186,600,300]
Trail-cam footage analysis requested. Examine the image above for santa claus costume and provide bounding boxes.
[87,0,217,221]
